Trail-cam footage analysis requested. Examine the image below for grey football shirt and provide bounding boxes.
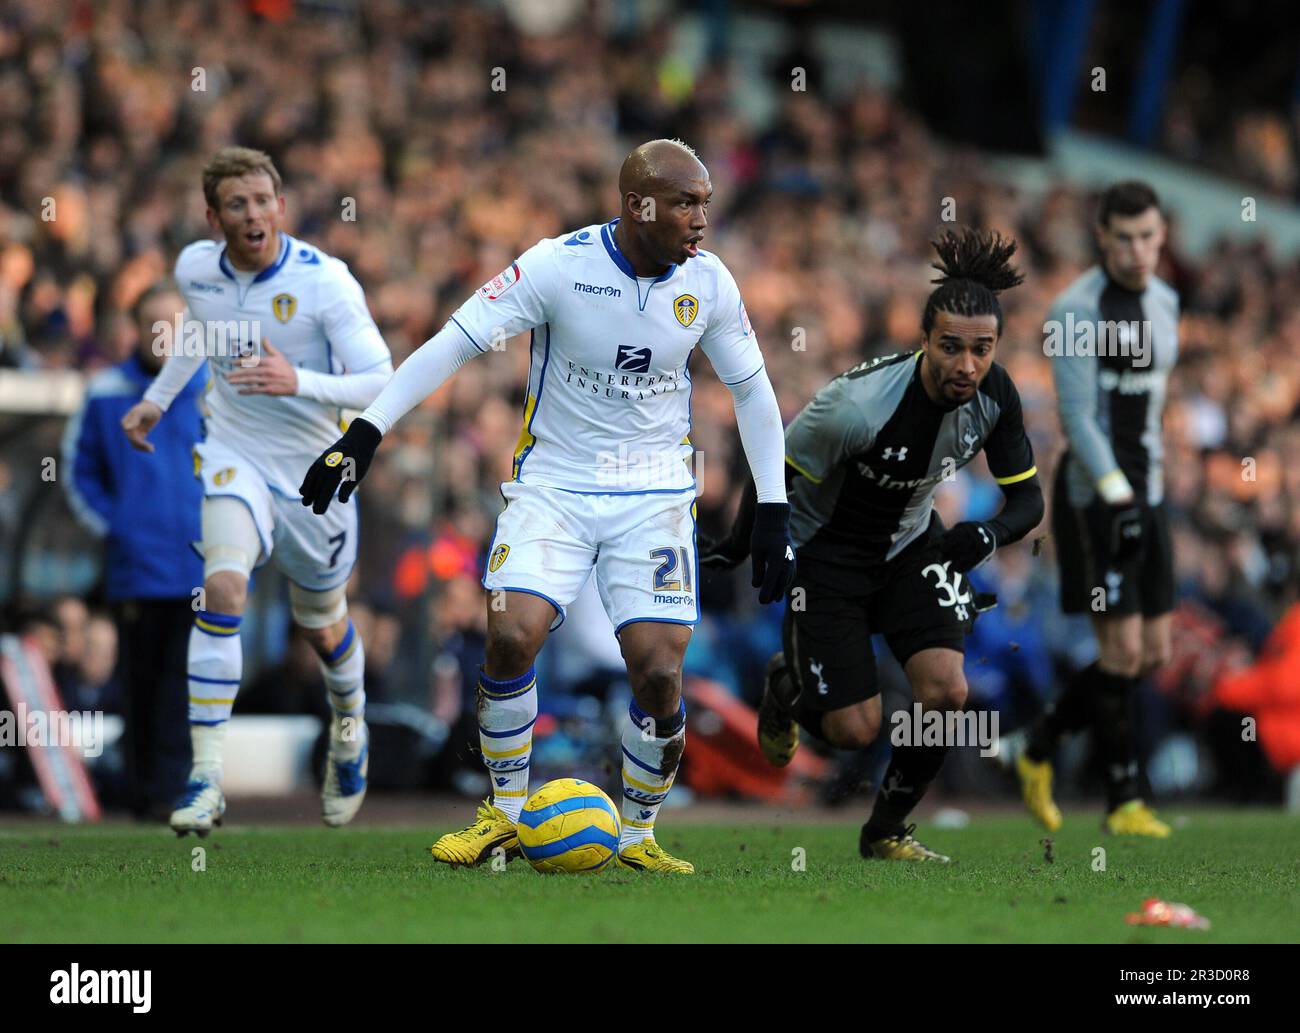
[784,350,1037,569]
[1046,266,1179,507]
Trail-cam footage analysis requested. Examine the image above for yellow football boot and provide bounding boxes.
[756,652,799,767]
[861,823,951,862]
[1016,753,1063,831]
[430,800,520,865]
[1104,799,1171,838]
[617,839,695,874]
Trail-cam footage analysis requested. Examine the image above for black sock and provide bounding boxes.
[1026,660,1101,761]
[771,658,826,741]
[863,742,950,839]
[1092,668,1140,810]
[787,686,826,741]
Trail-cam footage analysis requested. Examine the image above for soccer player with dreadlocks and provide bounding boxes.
[704,228,1044,862]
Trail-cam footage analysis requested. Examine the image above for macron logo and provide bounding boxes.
[573,282,621,298]
[50,965,151,1013]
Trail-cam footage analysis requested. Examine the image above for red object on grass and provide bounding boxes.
[1125,898,1211,930]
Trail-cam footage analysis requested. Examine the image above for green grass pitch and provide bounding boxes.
[1,810,1296,943]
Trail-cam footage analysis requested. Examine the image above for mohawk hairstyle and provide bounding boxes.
[922,228,1025,335]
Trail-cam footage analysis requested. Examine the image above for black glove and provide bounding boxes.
[936,520,998,574]
[299,417,383,515]
[1109,505,1144,562]
[698,531,749,571]
[751,502,796,604]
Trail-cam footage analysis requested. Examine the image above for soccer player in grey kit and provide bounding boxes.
[1018,181,1178,838]
[706,229,1044,862]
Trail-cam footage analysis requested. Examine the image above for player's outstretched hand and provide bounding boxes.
[1109,505,1144,562]
[121,400,162,453]
[698,531,749,571]
[750,502,796,604]
[937,521,997,573]
[299,417,383,515]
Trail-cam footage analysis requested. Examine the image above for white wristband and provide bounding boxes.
[1096,469,1135,505]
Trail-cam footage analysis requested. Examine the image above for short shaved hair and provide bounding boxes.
[618,139,706,200]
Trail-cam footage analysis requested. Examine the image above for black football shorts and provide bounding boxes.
[1052,464,1174,618]
[781,541,975,713]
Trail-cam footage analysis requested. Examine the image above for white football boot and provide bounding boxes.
[170,776,226,837]
[322,717,369,827]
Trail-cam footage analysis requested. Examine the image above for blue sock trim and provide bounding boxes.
[196,609,242,628]
[622,745,664,777]
[325,620,356,665]
[479,666,536,699]
[480,717,537,739]
[629,698,686,739]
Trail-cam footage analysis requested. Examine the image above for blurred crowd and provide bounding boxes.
[2,0,1298,801]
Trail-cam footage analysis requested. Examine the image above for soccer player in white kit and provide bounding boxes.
[121,147,394,835]
[301,140,795,873]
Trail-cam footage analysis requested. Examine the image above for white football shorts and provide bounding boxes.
[193,437,357,591]
[481,481,699,634]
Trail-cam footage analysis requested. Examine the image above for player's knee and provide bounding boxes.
[200,497,261,591]
[204,570,248,615]
[823,705,879,749]
[297,620,350,658]
[486,621,543,678]
[1140,642,1171,676]
[290,583,348,631]
[1102,646,1143,679]
[915,672,968,712]
[631,663,682,717]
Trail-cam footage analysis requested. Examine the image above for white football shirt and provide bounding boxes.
[451,219,765,494]
[173,233,390,494]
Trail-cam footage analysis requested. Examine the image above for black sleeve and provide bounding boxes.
[983,368,1038,488]
[986,475,1045,547]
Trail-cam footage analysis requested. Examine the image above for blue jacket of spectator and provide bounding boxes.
[61,353,206,600]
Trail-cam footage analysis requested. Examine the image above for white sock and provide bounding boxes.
[620,699,686,849]
[187,609,243,783]
[320,619,366,760]
[477,666,537,823]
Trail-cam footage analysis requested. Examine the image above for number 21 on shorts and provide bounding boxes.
[650,547,693,592]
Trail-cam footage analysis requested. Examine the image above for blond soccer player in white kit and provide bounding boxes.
[301,139,796,873]
[121,147,393,835]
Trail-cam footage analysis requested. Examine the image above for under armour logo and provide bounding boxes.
[882,446,907,461]
[809,658,829,695]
